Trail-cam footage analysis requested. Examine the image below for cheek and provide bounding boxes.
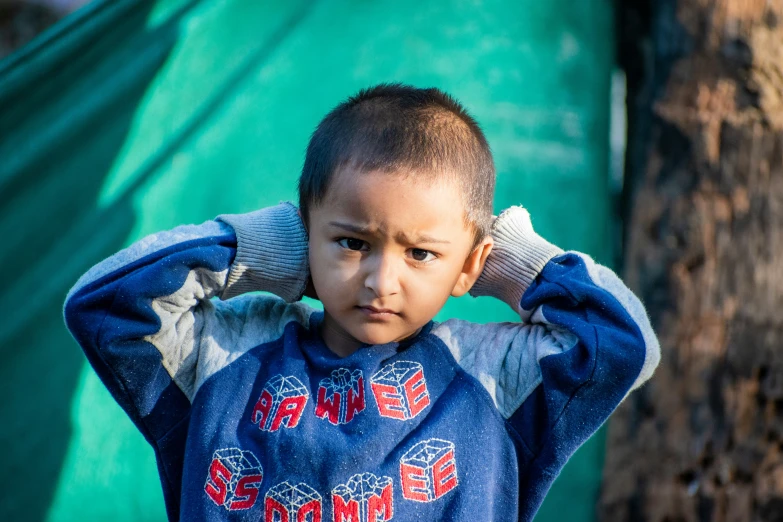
[402,266,459,305]
[309,243,358,294]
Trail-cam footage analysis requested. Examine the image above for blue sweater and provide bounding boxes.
[64,203,659,521]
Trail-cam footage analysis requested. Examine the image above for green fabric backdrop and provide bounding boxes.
[0,0,614,520]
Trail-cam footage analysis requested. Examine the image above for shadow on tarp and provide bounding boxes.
[0,1,324,518]
[0,1,178,519]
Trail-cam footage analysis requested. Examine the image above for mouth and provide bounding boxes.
[357,305,399,319]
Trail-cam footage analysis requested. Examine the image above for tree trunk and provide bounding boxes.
[601,0,783,521]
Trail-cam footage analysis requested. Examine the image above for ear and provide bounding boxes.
[296,207,310,235]
[451,236,494,297]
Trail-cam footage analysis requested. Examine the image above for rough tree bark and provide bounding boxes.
[601,0,783,521]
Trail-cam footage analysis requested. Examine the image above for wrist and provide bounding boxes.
[217,202,309,302]
[469,206,563,312]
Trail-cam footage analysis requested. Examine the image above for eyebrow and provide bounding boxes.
[328,221,372,235]
[328,221,451,245]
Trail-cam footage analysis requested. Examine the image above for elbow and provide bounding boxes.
[62,291,79,335]
[63,291,86,344]
[628,318,661,391]
[62,287,102,350]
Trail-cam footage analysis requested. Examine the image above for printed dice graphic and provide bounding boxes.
[370,361,430,420]
[316,368,365,425]
[252,374,309,432]
[332,473,393,522]
[399,438,458,502]
[264,481,323,522]
[204,448,263,511]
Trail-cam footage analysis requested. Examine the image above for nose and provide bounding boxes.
[364,252,401,298]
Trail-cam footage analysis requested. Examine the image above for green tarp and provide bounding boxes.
[0,0,614,520]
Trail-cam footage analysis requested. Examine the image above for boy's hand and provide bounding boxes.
[469,206,563,308]
[217,202,310,302]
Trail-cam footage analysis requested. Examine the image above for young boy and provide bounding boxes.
[64,83,659,521]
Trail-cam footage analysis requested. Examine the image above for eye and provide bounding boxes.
[337,237,368,251]
[409,248,436,263]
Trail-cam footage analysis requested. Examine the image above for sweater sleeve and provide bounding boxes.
[63,202,310,446]
[430,207,660,518]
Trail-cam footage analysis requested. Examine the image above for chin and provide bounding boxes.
[351,325,407,346]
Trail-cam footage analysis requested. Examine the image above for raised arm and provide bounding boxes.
[431,206,660,518]
[63,203,310,446]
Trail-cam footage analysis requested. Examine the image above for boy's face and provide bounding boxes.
[307,165,492,357]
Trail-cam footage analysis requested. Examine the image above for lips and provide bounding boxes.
[358,305,398,315]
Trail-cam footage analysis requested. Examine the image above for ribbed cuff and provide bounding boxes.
[469,206,564,312]
[216,202,309,302]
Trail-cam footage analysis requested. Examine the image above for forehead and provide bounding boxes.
[314,166,471,241]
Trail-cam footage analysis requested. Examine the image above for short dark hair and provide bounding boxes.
[298,83,495,245]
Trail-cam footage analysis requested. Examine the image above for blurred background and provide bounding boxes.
[1,0,781,521]
[0,0,90,57]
